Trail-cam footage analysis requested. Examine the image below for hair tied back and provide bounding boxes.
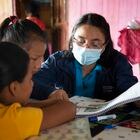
[9,16,18,24]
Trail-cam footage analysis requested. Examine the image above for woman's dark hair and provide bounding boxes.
[0,16,46,51]
[0,42,29,92]
[67,13,114,67]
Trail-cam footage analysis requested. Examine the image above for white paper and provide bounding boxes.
[70,82,140,116]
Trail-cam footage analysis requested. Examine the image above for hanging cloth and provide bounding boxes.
[118,28,140,64]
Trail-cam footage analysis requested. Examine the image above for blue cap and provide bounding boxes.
[88,116,98,122]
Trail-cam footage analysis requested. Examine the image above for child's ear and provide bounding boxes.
[9,81,19,97]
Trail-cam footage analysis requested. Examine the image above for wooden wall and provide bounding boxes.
[0,0,15,23]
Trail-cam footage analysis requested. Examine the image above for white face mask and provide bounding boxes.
[72,43,102,65]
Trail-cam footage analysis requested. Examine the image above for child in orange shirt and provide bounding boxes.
[0,42,75,140]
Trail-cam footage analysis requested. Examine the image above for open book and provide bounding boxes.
[70,82,140,117]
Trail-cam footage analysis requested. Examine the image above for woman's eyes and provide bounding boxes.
[77,39,85,44]
[91,42,100,47]
[91,44,99,48]
[74,37,104,49]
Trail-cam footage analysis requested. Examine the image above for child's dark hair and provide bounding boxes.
[0,16,46,51]
[0,42,29,92]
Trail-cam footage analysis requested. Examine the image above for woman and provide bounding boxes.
[31,13,138,101]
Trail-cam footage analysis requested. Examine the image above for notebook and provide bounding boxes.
[70,82,140,117]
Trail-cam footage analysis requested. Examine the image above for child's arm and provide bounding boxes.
[25,98,59,108]
[40,100,76,130]
[48,89,69,100]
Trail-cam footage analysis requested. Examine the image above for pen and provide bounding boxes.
[105,118,133,129]
[89,114,117,122]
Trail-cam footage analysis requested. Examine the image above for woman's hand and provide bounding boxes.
[48,89,69,100]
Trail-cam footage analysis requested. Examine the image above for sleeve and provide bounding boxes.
[115,54,138,93]
[31,52,60,100]
[15,105,43,139]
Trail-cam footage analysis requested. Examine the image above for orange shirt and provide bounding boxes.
[0,103,43,140]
